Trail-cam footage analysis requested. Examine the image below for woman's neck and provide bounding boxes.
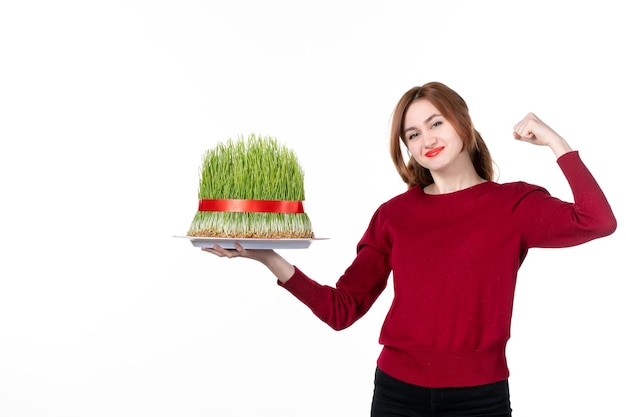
[424,155,486,195]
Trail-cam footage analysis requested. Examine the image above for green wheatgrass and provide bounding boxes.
[187,134,314,238]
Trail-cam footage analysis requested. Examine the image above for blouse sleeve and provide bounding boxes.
[278,212,392,331]
[518,151,617,249]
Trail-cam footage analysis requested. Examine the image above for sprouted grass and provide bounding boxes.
[187,134,314,238]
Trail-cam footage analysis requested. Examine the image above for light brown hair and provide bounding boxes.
[390,82,494,189]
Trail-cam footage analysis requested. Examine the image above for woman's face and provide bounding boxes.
[402,99,465,174]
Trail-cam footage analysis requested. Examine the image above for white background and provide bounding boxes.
[1,1,624,416]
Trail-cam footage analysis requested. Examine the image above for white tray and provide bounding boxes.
[174,235,328,249]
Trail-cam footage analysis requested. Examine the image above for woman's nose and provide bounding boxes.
[422,131,437,148]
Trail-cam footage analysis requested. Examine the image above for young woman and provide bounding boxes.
[203,82,617,416]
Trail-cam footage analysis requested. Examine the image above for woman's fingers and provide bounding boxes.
[202,244,244,258]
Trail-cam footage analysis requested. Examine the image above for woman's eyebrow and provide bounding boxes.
[402,126,416,136]
[424,113,442,124]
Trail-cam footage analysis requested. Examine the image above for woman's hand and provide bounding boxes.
[513,112,572,158]
[202,243,271,261]
[202,243,295,284]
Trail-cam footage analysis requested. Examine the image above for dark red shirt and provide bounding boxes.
[280,151,616,388]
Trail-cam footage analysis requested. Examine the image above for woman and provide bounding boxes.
[203,82,617,416]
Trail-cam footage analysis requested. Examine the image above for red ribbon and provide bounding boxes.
[198,199,305,214]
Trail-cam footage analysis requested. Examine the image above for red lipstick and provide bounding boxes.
[425,146,445,158]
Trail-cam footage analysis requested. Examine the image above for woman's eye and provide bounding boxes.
[432,121,442,128]
[407,132,419,140]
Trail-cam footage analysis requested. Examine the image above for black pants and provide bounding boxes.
[371,368,512,417]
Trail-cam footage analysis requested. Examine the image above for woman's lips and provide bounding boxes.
[425,146,445,157]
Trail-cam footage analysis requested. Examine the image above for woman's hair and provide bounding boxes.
[389,81,494,189]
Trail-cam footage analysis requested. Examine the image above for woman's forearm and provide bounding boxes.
[256,251,296,284]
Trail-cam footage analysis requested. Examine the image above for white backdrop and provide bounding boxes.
[1,1,624,416]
